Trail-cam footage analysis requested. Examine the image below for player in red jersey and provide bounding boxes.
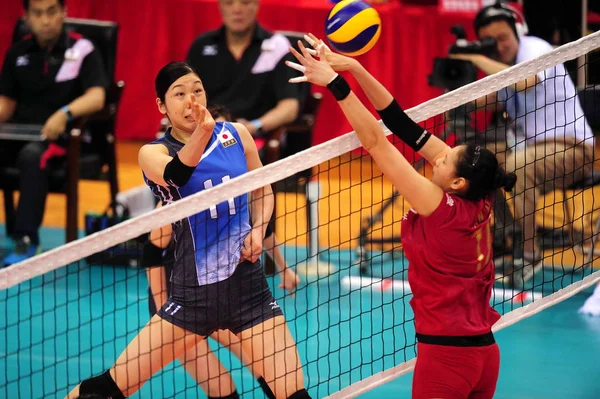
[286,35,517,399]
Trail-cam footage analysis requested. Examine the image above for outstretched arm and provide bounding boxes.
[303,34,450,165]
[287,42,444,216]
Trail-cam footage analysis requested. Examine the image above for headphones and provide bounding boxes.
[474,1,528,38]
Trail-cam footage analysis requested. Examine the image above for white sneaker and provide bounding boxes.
[578,283,600,316]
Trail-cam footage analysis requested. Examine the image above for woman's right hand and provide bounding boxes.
[304,33,357,72]
[191,101,215,135]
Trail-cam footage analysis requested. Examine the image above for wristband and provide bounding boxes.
[377,99,432,151]
[163,153,196,187]
[60,105,74,122]
[327,74,351,101]
[250,119,263,132]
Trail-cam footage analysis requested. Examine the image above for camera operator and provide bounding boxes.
[451,2,594,273]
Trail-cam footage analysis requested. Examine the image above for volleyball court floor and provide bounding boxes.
[1,226,600,399]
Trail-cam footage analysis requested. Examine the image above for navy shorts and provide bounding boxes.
[157,260,283,336]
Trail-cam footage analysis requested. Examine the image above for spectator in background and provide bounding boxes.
[0,0,106,265]
[185,0,301,143]
[452,2,594,280]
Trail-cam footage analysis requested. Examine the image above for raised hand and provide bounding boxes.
[285,40,338,87]
[304,33,356,72]
[191,101,215,135]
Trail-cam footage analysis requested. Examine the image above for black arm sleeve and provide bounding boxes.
[163,153,196,188]
[377,99,431,151]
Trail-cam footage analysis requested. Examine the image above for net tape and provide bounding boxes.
[1,31,599,291]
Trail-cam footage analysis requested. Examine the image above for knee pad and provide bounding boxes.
[257,376,276,399]
[264,222,273,239]
[287,388,311,399]
[78,370,126,399]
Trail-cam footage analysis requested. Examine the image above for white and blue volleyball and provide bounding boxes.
[325,0,382,56]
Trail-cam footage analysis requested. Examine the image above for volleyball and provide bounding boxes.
[325,0,381,56]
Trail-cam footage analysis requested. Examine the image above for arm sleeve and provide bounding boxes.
[0,48,18,99]
[79,48,108,90]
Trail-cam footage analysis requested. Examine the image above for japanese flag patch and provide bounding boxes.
[218,129,238,148]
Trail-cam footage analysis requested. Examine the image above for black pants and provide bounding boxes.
[0,141,57,245]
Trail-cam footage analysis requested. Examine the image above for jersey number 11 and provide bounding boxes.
[203,175,237,219]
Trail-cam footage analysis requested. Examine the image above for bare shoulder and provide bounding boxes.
[138,142,169,162]
[231,122,256,154]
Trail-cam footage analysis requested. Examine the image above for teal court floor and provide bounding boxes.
[1,227,600,399]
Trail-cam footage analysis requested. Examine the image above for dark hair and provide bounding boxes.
[208,104,233,121]
[474,3,518,39]
[155,62,198,103]
[23,0,65,10]
[455,143,517,201]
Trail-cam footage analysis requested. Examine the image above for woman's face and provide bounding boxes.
[157,72,207,133]
[431,145,466,193]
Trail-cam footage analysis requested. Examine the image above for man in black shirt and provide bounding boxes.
[0,0,107,265]
[186,0,301,138]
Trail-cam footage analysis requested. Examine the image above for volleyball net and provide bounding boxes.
[2,31,600,399]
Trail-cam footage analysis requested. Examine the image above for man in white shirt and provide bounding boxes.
[453,2,594,268]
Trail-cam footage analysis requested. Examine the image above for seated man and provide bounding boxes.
[453,3,594,270]
[0,0,107,265]
[185,0,301,142]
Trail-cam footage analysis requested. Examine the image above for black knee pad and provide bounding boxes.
[78,370,126,399]
[287,388,311,399]
[257,376,276,399]
[265,222,273,239]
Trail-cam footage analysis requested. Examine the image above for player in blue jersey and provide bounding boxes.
[67,62,310,399]
[138,106,298,399]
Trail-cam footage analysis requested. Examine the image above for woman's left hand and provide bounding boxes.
[285,40,338,87]
[241,227,263,263]
[279,268,300,297]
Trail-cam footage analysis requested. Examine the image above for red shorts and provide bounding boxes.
[412,342,500,399]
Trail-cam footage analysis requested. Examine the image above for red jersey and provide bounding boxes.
[401,192,501,336]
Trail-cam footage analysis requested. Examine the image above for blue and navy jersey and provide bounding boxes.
[143,122,251,286]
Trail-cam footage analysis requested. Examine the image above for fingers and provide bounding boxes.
[317,43,327,57]
[297,40,313,59]
[289,46,306,65]
[286,61,306,73]
[306,33,330,52]
[289,76,308,83]
[286,54,308,83]
[304,34,317,47]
